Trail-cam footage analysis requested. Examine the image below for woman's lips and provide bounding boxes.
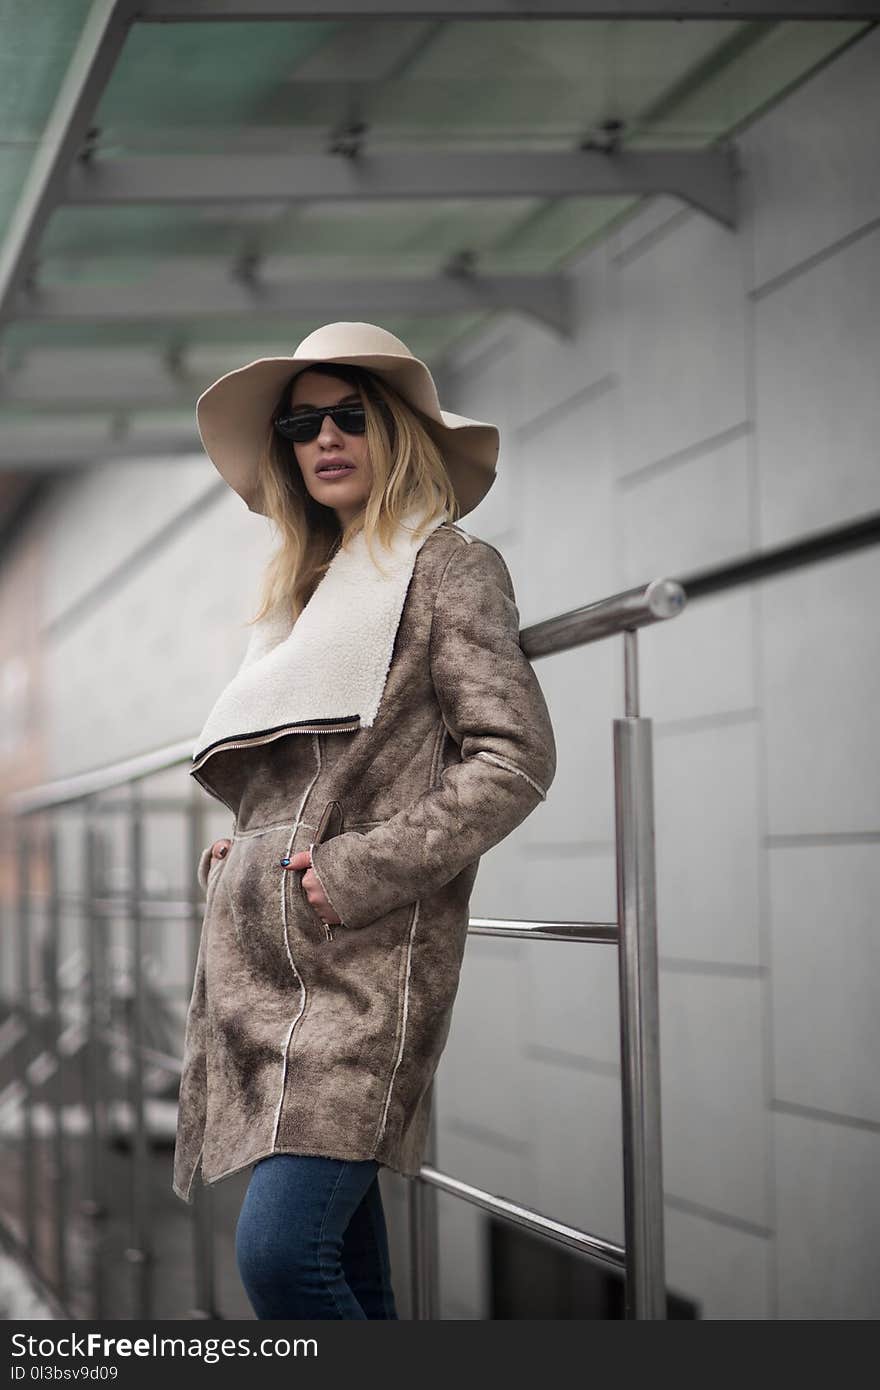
[316,460,354,478]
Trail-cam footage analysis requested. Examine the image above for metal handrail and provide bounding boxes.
[8,739,195,815]
[9,569,680,816]
[519,509,880,655]
[12,507,878,818]
[468,916,619,944]
[418,1165,625,1271]
[15,892,619,942]
[8,507,878,1320]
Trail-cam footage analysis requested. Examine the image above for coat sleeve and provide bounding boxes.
[308,538,557,931]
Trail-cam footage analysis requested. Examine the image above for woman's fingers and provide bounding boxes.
[281,851,337,923]
[301,868,341,926]
[210,837,232,860]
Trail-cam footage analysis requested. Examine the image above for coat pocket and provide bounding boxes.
[311,799,344,848]
[302,800,345,940]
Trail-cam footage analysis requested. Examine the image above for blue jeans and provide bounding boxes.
[235,1153,399,1319]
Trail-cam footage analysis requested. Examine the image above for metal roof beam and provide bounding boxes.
[66,147,738,227]
[17,270,574,338]
[0,343,194,406]
[1,385,193,409]
[0,1,136,325]
[0,374,191,411]
[140,2,879,21]
[0,431,200,471]
[0,451,194,473]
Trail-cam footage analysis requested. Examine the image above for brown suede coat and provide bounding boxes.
[172,521,556,1203]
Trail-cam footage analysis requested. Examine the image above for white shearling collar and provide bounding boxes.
[191,507,448,770]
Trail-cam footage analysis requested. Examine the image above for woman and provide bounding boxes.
[172,322,557,1319]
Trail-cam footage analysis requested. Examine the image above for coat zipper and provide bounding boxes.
[194,728,346,944]
[191,721,358,774]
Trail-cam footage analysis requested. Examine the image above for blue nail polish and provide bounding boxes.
[280,857,291,867]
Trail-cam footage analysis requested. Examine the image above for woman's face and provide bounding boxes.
[288,370,374,528]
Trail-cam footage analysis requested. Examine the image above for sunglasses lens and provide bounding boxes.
[275,414,319,442]
[274,404,369,442]
[333,406,367,434]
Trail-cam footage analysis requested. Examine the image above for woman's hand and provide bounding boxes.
[285,849,342,926]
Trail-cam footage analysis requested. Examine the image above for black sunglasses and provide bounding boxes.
[274,402,365,443]
[274,398,393,444]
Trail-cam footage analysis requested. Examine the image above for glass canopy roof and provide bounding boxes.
[0,3,872,466]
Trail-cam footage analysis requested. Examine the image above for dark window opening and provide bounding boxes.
[489,1218,700,1319]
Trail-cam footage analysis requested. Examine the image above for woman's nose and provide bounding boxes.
[317,412,344,445]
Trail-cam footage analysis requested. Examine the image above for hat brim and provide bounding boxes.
[196,351,499,519]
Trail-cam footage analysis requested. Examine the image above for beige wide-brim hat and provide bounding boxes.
[196,321,500,520]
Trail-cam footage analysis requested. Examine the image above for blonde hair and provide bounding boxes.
[248,363,459,628]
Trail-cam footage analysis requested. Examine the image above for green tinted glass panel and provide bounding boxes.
[0,0,93,139]
[95,20,340,130]
[0,148,34,245]
[41,204,256,259]
[627,19,867,144]
[0,13,871,410]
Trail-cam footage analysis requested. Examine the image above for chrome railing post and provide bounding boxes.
[81,807,113,1320]
[45,822,68,1305]
[82,812,106,1226]
[126,781,152,1317]
[613,628,666,1318]
[187,786,217,1319]
[16,817,37,1259]
[408,1084,439,1319]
